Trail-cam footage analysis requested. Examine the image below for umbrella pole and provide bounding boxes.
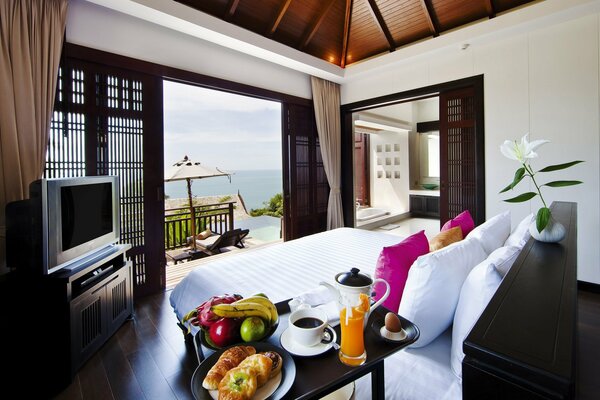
[187,178,197,251]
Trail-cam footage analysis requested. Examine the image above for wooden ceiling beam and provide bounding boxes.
[299,0,337,50]
[340,0,353,68]
[366,0,395,52]
[268,0,293,37]
[484,0,497,18]
[224,0,240,21]
[419,0,439,37]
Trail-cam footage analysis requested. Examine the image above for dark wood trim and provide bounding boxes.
[341,75,485,227]
[416,120,439,132]
[268,0,292,36]
[578,280,600,293]
[419,0,440,37]
[484,0,497,18]
[366,0,396,52]
[299,0,337,50]
[224,0,240,21]
[340,0,353,68]
[63,43,311,107]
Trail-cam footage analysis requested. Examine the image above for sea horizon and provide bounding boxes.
[164,169,282,211]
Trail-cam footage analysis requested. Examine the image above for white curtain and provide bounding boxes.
[311,76,344,229]
[0,0,68,272]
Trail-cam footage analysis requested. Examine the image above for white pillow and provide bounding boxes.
[466,210,511,254]
[398,238,488,348]
[504,213,535,249]
[488,245,521,277]
[451,258,502,379]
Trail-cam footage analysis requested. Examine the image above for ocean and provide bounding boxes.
[164,169,283,211]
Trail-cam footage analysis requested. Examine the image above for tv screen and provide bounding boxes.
[61,183,114,251]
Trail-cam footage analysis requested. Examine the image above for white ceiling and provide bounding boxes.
[84,0,600,84]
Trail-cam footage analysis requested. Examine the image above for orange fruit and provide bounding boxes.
[358,293,370,313]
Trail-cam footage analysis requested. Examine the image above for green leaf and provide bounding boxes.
[503,192,538,203]
[539,160,584,172]
[499,168,526,193]
[542,180,583,187]
[536,207,551,233]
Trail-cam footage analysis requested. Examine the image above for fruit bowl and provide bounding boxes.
[421,183,439,190]
[200,318,279,351]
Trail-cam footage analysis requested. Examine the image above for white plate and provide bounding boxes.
[321,382,355,400]
[279,326,337,357]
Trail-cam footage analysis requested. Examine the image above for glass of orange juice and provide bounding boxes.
[339,293,369,366]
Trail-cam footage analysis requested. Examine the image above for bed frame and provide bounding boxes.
[463,202,577,399]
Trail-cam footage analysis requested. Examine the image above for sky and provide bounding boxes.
[163,80,282,172]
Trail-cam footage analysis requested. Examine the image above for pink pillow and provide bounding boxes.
[373,230,430,312]
[442,210,475,237]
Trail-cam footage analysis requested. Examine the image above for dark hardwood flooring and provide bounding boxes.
[53,289,600,400]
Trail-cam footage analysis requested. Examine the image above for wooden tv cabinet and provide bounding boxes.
[0,244,133,396]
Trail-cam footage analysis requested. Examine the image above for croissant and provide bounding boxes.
[202,346,256,390]
[237,354,272,387]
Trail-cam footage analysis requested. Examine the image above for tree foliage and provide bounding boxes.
[250,193,283,217]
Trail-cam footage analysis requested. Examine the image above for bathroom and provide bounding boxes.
[354,97,440,230]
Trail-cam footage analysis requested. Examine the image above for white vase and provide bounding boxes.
[529,217,566,243]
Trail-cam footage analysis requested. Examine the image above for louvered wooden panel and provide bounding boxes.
[80,297,102,350]
[431,0,489,32]
[378,0,431,46]
[354,132,370,206]
[347,0,390,62]
[46,56,164,298]
[111,276,127,320]
[283,103,327,240]
[440,86,480,226]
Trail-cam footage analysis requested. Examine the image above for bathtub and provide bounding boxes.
[356,207,389,222]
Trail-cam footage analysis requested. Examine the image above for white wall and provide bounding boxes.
[342,14,600,284]
[67,0,312,99]
[369,132,410,214]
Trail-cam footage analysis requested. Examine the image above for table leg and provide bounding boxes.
[371,361,385,400]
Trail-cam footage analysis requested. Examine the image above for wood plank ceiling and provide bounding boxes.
[175,0,540,67]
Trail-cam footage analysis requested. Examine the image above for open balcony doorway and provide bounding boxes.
[162,80,283,288]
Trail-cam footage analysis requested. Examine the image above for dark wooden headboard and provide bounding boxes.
[463,201,577,399]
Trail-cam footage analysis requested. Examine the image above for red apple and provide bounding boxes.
[209,318,241,347]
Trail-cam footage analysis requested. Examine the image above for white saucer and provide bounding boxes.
[279,326,337,357]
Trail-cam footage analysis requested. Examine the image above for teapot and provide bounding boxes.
[320,268,390,327]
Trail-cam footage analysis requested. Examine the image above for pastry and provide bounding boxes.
[218,367,258,400]
[238,354,272,387]
[260,351,283,379]
[202,346,256,390]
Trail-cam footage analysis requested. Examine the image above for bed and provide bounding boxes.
[169,227,461,400]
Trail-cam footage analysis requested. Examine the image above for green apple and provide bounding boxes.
[240,316,266,342]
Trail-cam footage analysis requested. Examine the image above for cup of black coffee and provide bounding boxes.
[288,307,333,347]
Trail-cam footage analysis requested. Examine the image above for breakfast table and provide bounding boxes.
[191,300,419,400]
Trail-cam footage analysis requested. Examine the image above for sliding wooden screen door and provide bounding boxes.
[282,103,328,240]
[439,86,485,226]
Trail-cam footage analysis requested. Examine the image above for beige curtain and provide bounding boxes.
[311,76,344,229]
[0,0,68,271]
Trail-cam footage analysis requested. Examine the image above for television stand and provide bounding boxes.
[1,244,133,396]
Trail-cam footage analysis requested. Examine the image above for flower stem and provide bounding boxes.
[523,163,548,209]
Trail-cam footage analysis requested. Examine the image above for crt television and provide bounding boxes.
[6,176,120,275]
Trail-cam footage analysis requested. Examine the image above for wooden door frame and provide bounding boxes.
[341,75,485,227]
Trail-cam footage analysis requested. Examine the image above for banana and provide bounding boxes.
[211,302,272,321]
[235,296,279,324]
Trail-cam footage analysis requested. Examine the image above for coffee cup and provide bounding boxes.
[288,307,334,347]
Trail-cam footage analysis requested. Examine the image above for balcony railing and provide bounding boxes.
[164,201,235,250]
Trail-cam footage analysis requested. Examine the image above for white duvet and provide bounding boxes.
[169,227,460,400]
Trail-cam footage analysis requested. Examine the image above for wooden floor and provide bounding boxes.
[53,288,600,400]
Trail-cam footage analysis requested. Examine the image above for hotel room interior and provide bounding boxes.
[0,0,599,399]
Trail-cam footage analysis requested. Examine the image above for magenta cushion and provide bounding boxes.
[441,210,475,237]
[373,230,430,312]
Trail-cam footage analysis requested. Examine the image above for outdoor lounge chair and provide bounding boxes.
[195,228,250,256]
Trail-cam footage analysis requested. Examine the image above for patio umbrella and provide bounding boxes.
[164,155,231,251]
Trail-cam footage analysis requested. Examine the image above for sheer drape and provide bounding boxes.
[311,76,344,229]
[0,0,68,271]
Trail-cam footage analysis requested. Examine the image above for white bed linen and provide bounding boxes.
[170,227,402,322]
[169,227,461,400]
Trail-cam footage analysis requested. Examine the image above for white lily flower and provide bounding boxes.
[500,134,550,163]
